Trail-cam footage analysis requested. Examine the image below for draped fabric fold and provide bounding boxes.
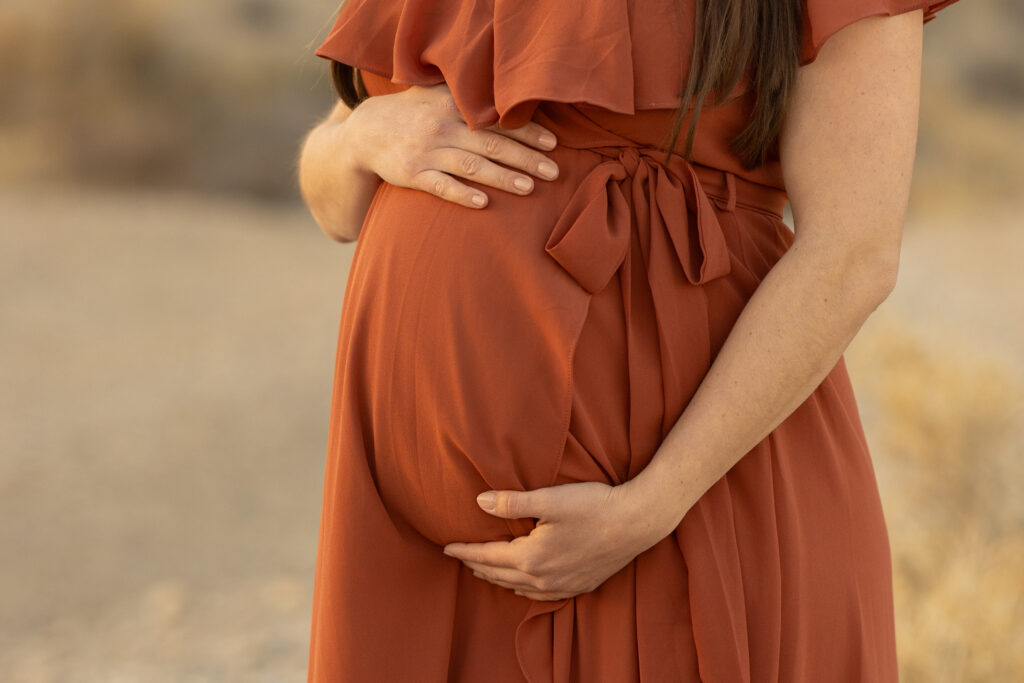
[515,144,745,683]
[315,0,705,132]
[306,88,902,678]
[308,0,961,678]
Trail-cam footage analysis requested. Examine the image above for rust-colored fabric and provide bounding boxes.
[307,2,960,681]
[314,0,959,190]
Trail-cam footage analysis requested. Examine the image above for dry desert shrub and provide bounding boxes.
[848,310,1024,682]
[0,0,336,198]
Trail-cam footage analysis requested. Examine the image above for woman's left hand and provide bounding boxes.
[442,481,672,601]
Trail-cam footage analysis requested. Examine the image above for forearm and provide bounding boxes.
[624,238,897,540]
[298,104,382,243]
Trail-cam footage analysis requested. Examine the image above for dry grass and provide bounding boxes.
[1,188,1020,681]
[848,307,1024,682]
[0,0,339,199]
[0,0,1020,679]
[0,0,1021,204]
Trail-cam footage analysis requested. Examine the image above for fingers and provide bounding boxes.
[472,570,563,601]
[467,567,569,602]
[457,126,561,183]
[514,590,566,602]
[408,168,490,209]
[422,82,558,155]
[393,88,561,208]
[462,560,569,601]
[423,145,555,208]
[490,120,559,154]
[481,488,551,520]
[463,560,537,590]
[443,539,522,568]
[433,146,539,197]
[409,142,554,210]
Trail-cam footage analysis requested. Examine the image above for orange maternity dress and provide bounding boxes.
[307,1,961,681]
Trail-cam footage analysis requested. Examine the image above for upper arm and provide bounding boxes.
[326,97,355,124]
[778,10,923,266]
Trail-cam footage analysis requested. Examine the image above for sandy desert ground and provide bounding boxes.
[1,0,1021,680]
[0,184,1021,681]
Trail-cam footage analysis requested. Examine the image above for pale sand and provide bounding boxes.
[1,184,1020,681]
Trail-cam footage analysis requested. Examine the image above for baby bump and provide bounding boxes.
[343,169,609,546]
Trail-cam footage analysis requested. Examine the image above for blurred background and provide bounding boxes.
[0,0,1020,680]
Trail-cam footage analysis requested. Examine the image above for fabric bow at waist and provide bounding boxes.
[545,144,733,295]
[515,145,757,683]
[544,144,740,480]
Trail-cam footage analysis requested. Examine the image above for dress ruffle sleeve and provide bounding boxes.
[314,0,695,131]
[800,0,963,67]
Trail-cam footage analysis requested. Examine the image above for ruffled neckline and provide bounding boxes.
[315,0,730,131]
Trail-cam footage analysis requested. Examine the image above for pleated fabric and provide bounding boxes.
[307,1,962,681]
[315,0,962,190]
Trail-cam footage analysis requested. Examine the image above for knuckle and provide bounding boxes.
[531,490,549,514]
[420,115,449,138]
[482,132,504,156]
[432,176,449,198]
[459,153,482,175]
[400,156,425,182]
[503,494,521,518]
[437,93,459,114]
[519,551,541,575]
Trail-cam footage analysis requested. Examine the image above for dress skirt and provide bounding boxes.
[306,101,899,682]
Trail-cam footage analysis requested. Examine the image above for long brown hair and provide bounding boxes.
[328,0,803,171]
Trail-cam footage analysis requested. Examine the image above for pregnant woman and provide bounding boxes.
[298,0,961,681]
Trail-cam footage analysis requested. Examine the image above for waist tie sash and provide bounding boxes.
[514,143,788,683]
[546,145,736,472]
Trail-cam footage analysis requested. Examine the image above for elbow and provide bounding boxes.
[327,228,358,245]
[297,138,362,244]
[795,225,901,309]
[310,205,358,244]
[844,245,900,309]
[299,169,356,244]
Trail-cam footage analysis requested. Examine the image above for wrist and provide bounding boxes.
[335,105,378,180]
[299,109,382,243]
[616,464,690,551]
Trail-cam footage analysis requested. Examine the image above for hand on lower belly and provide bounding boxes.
[441,481,662,601]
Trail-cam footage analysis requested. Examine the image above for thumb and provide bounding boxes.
[476,489,546,519]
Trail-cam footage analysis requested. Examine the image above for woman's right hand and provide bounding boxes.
[346,82,561,210]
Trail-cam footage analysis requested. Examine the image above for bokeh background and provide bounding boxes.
[1,0,1021,680]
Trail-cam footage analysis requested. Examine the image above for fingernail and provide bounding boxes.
[514,176,533,191]
[472,194,486,206]
[539,133,557,149]
[476,491,496,511]
[538,161,558,179]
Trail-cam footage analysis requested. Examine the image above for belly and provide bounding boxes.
[339,173,593,546]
